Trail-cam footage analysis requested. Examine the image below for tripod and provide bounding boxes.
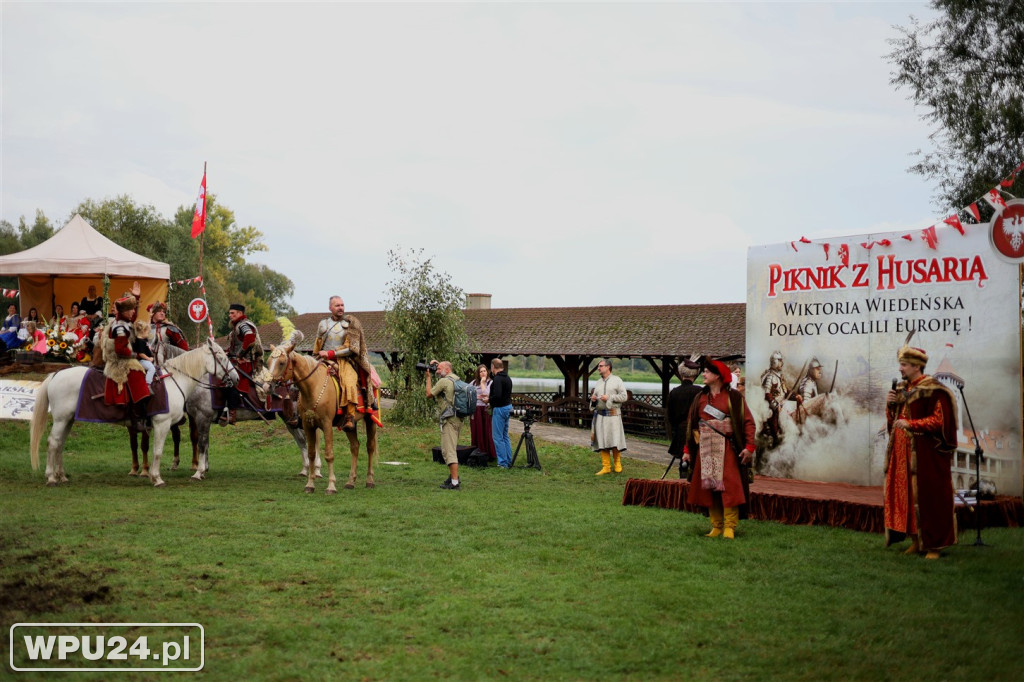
[510,417,542,470]
[957,384,988,547]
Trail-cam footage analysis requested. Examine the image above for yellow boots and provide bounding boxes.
[724,507,739,539]
[612,450,623,473]
[707,504,739,539]
[595,451,612,476]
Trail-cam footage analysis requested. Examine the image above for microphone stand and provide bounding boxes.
[957,384,988,547]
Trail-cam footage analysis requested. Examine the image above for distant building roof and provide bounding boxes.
[252,303,746,359]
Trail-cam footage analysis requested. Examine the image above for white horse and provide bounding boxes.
[30,338,239,487]
[156,343,321,481]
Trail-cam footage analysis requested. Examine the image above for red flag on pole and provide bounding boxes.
[190,171,207,239]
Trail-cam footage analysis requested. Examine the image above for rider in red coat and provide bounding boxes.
[220,303,261,425]
[103,295,152,431]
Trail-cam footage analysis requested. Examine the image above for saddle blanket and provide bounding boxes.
[75,368,170,423]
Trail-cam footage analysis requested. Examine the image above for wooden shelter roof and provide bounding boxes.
[254,303,746,359]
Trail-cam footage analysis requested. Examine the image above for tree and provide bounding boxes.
[17,210,54,249]
[171,195,292,334]
[231,262,297,317]
[382,248,473,425]
[888,0,1024,212]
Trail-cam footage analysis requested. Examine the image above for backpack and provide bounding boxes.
[450,377,478,418]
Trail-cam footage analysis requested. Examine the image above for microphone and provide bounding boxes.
[891,378,898,391]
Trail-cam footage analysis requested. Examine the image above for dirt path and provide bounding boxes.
[380,398,672,467]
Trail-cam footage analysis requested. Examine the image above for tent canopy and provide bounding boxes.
[0,214,170,320]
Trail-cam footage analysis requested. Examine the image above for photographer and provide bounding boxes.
[425,360,462,490]
[489,358,513,468]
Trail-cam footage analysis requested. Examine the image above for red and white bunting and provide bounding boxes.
[983,188,1007,210]
[943,214,965,235]
[837,244,849,268]
[968,203,981,222]
[920,225,938,250]
[167,275,204,290]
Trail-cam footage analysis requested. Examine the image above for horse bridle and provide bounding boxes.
[269,348,320,391]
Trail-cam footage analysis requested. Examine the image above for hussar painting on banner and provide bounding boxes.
[746,215,1022,497]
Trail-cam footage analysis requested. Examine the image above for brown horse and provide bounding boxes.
[265,333,378,494]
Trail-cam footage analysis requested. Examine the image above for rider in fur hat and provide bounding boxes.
[102,294,152,431]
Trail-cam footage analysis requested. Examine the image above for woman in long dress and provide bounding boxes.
[470,364,495,459]
[0,303,21,349]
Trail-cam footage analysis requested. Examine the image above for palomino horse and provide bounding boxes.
[264,332,378,494]
[156,343,321,481]
[30,338,239,487]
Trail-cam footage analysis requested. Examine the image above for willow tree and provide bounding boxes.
[383,248,473,425]
[888,0,1024,211]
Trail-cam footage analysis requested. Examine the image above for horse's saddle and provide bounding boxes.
[209,375,290,413]
[75,368,170,424]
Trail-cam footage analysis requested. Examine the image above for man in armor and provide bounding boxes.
[313,295,380,432]
[798,358,822,402]
[220,303,262,426]
[148,301,190,357]
[759,350,788,447]
[102,294,151,432]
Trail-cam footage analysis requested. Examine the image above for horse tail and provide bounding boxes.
[30,373,53,471]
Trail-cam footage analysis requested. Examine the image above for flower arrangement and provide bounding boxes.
[45,325,81,362]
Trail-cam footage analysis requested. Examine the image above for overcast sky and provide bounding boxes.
[2,1,942,315]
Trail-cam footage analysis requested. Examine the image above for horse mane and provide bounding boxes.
[289,350,320,376]
[164,343,211,378]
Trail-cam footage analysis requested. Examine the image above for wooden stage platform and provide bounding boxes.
[621,476,1024,534]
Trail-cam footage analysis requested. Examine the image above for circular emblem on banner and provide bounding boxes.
[187,298,209,323]
[990,199,1024,262]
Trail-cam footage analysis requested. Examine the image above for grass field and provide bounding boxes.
[1,410,1022,680]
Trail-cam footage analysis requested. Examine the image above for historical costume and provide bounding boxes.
[0,305,21,350]
[884,346,958,557]
[313,311,381,431]
[590,360,628,475]
[79,287,104,321]
[147,301,189,365]
[759,350,788,446]
[221,303,262,425]
[683,359,756,539]
[798,358,821,401]
[667,359,702,472]
[102,295,151,431]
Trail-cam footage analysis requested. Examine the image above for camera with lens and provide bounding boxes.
[518,411,537,427]
[415,361,439,373]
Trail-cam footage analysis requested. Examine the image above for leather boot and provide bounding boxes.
[723,507,739,539]
[612,449,623,473]
[595,451,612,476]
[707,499,724,537]
[133,401,151,433]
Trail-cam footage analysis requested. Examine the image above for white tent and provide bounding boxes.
[0,214,170,320]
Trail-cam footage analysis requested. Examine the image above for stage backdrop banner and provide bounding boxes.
[746,221,1022,497]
